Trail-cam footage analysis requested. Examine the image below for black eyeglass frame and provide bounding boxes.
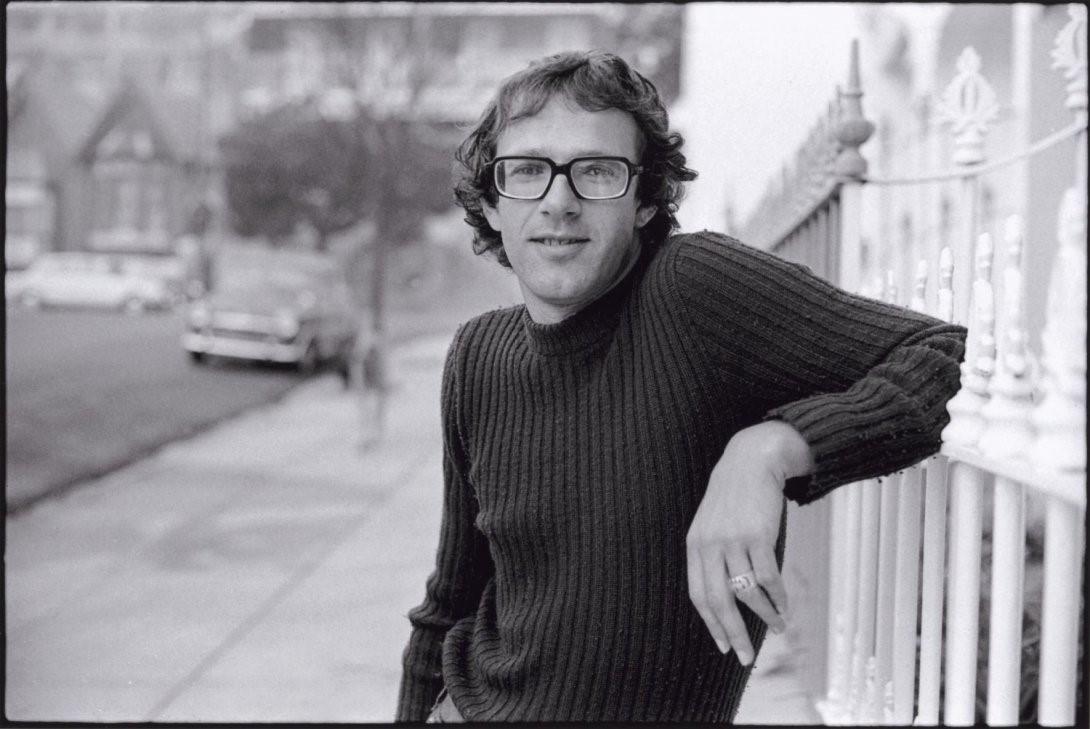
[490,155,644,201]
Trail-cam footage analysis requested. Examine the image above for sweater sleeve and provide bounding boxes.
[668,231,967,506]
[395,326,492,721]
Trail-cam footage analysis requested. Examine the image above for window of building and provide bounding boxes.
[73,8,107,35]
[8,9,43,34]
[6,181,54,266]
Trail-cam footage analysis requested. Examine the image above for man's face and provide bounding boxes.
[483,96,656,323]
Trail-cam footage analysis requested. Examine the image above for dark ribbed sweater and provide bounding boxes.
[396,231,966,722]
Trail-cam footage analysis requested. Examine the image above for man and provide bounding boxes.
[397,50,965,722]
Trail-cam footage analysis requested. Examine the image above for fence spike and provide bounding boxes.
[911,259,929,313]
[835,40,875,180]
[1050,4,1088,117]
[884,269,898,305]
[972,232,998,382]
[937,246,954,323]
[979,216,1035,459]
[942,233,995,447]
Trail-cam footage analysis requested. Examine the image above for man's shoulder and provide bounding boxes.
[660,230,793,270]
[447,304,524,361]
[648,230,801,296]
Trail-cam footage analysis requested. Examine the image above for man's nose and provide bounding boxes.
[539,173,581,216]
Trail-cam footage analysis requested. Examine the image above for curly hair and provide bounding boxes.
[453,50,697,267]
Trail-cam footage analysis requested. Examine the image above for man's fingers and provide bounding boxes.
[706,551,755,665]
[686,544,731,655]
[726,549,786,637]
[750,546,789,620]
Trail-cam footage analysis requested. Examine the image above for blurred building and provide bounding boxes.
[6,64,99,268]
[5,2,682,265]
[239,3,682,122]
[6,2,249,264]
[77,79,212,254]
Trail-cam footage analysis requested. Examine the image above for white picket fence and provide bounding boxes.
[741,6,1086,725]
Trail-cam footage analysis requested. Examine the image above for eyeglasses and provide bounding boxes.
[491,156,643,201]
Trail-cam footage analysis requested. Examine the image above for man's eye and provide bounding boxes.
[581,163,620,178]
[510,162,546,177]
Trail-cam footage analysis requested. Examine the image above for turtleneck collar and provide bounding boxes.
[520,241,655,357]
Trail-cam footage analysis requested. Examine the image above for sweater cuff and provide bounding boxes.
[763,393,943,506]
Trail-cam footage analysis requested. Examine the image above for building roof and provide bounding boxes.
[246,2,618,19]
[78,77,210,166]
[8,61,104,162]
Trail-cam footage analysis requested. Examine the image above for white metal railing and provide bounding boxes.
[743,5,1087,726]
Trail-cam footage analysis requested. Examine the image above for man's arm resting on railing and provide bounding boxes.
[686,322,965,665]
[671,232,967,667]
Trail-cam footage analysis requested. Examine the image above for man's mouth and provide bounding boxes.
[530,236,590,247]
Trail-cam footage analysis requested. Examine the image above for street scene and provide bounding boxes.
[6,1,1085,724]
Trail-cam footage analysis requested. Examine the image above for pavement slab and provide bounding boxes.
[6,330,819,724]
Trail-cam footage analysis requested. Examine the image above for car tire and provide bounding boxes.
[188,351,207,365]
[296,342,319,374]
[124,296,148,313]
[20,290,42,309]
[334,351,352,389]
[123,297,145,315]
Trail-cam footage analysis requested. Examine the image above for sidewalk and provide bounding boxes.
[5,331,818,723]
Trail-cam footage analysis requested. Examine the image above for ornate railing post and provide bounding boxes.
[938,47,999,324]
[1033,12,1087,722]
[978,216,1032,725]
[979,217,1035,460]
[931,46,1001,726]
[814,39,874,727]
[835,39,876,294]
[886,259,929,725]
[915,247,954,726]
[942,232,996,448]
[941,231,996,726]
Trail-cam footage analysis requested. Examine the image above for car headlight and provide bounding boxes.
[189,303,211,328]
[274,309,300,339]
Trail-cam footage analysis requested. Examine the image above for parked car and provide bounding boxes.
[181,245,358,374]
[6,251,176,313]
[117,253,187,304]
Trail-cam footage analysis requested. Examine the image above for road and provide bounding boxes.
[6,308,305,511]
[4,244,524,514]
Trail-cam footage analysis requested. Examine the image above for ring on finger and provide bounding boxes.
[729,570,758,597]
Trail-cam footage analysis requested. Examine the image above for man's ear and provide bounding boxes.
[635,204,656,229]
[482,201,502,232]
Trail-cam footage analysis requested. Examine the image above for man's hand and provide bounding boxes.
[685,420,815,665]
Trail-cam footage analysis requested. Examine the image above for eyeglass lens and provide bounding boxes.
[495,158,631,199]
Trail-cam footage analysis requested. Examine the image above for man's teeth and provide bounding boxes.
[536,238,586,246]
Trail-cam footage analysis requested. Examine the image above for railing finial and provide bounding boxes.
[939,47,1000,166]
[883,270,898,305]
[1051,4,1088,119]
[973,232,998,380]
[938,246,954,322]
[835,39,876,180]
[1029,188,1087,471]
[911,259,929,313]
[979,216,1035,459]
[942,232,996,447]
